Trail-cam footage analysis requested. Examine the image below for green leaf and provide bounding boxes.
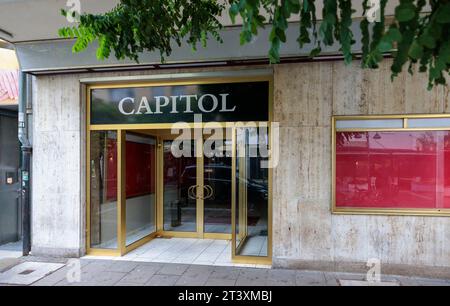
[378,39,393,53]
[385,27,402,42]
[276,28,286,43]
[269,38,280,63]
[395,3,416,22]
[436,3,450,23]
[288,0,301,14]
[229,3,239,24]
[419,33,436,49]
[55,0,449,89]
[240,30,252,44]
[309,46,321,58]
[408,41,423,59]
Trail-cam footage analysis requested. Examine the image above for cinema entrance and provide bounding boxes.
[85,74,272,264]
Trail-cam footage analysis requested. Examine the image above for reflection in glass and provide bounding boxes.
[204,139,232,234]
[90,131,118,249]
[336,131,450,209]
[125,133,157,246]
[163,140,197,232]
[336,119,403,129]
[235,128,269,257]
[408,118,450,128]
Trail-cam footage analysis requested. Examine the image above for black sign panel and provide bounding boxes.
[90,81,269,125]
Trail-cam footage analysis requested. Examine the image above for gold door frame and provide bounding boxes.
[157,133,232,240]
[85,74,273,264]
[231,127,273,265]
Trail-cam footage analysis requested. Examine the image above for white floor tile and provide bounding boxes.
[81,237,270,269]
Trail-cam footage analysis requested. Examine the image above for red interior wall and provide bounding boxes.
[336,131,450,209]
[106,139,155,201]
[125,141,156,197]
[106,139,117,201]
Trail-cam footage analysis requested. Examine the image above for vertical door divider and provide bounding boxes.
[196,135,204,238]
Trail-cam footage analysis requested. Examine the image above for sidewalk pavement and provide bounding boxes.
[0,257,448,286]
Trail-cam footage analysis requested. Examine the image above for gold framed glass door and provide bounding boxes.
[232,127,271,264]
[203,129,233,238]
[161,137,199,235]
[123,132,158,248]
[159,129,232,239]
[87,130,158,256]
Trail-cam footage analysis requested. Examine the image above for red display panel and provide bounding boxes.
[125,141,156,197]
[106,139,155,201]
[335,131,450,209]
[106,139,118,201]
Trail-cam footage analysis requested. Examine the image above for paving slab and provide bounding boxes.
[395,276,450,286]
[209,266,241,280]
[0,258,20,273]
[57,271,127,286]
[31,265,71,286]
[104,261,139,273]
[339,280,400,286]
[0,250,22,259]
[0,262,64,285]
[267,269,297,286]
[15,257,450,287]
[295,271,328,286]
[175,266,213,286]
[157,263,189,276]
[118,264,162,284]
[206,277,237,286]
[146,274,180,286]
[235,268,269,286]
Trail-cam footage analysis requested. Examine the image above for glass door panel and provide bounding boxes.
[234,127,269,257]
[89,131,118,249]
[204,137,232,234]
[163,139,197,232]
[125,132,157,246]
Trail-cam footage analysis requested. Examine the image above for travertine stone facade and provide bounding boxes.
[31,61,450,274]
[273,60,450,273]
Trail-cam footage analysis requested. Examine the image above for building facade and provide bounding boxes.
[28,60,450,276]
[1,0,449,277]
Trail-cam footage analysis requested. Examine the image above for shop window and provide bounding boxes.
[333,116,450,215]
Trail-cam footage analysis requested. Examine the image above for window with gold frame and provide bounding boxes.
[332,115,450,216]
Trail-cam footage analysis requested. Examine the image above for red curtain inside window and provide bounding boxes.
[105,139,155,201]
[106,139,117,201]
[125,141,156,197]
[336,131,450,209]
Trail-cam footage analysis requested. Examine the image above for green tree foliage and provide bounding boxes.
[59,0,450,89]
[59,0,224,61]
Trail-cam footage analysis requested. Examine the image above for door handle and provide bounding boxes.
[187,185,198,200]
[188,184,214,200]
[203,185,214,200]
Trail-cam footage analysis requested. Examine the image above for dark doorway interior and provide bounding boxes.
[0,110,21,249]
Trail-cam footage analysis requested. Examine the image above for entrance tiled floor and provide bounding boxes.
[84,238,269,268]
